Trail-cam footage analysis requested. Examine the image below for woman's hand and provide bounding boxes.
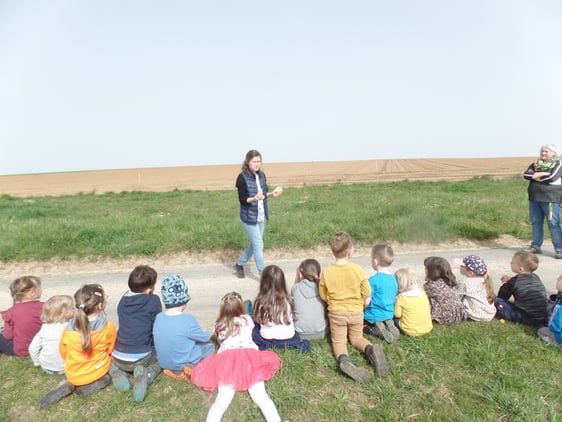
[272,186,283,197]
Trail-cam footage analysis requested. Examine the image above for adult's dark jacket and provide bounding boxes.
[523,160,562,203]
[236,170,269,225]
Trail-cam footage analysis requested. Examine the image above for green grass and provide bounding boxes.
[2,322,561,421]
[2,176,560,421]
[0,177,529,263]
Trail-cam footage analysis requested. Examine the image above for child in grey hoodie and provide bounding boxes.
[291,259,328,340]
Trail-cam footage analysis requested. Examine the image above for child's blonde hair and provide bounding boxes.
[330,231,353,258]
[512,251,539,273]
[395,268,419,293]
[41,295,74,324]
[10,275,42,304]
[298,259,321,283]
[372,244,394,267]
[254,265,293,326]
[74,284,106,354]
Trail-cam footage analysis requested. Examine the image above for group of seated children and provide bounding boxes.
[1,234,561,419]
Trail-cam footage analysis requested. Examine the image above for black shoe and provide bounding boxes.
[235,264,245,279]
[338,355,371,383]
[39,381,75,409]
[384,319,400,342]
[365,344,389,377]
[75,374,111,396]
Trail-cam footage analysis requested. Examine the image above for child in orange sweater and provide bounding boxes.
[39,284,116,409]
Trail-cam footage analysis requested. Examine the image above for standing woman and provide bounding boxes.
[523,144,562,259]
[235,150,283,278]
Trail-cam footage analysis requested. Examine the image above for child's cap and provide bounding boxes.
[161,274,191,309]
[454,255,488,276]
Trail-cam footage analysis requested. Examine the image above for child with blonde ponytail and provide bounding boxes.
[39,284,116,408]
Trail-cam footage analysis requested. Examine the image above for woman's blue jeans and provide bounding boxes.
[238,220,266,274]
[529,201,562,251]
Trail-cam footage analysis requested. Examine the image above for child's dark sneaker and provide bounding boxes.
[75,374,111,396]
[133,366,149,402]
[109,364,131,392]
[365,344,389,377]
[384,319,400,342]
[338,355,372,383]
[374,321,396,343]
[39,380,75,409]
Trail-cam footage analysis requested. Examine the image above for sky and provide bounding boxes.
[1,1,562,176]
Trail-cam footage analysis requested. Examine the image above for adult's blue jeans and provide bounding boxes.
[238,220,266,274]
[529,201,562,251]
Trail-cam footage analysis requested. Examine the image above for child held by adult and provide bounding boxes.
[394,268,433,337]
[454,255,496,322]
[363,244,400,343]
[494,251,548,326]
[40,284,116,408]
[191,292,283,422]
[538,274,562,347]
[29,295,74,375]
[319,232,389,383]
[291,258,328,341]
[153,274,215,381]
[0,275,44,357]
[252,265,311,352]
[109,265,162,402]
[424,256,466,324]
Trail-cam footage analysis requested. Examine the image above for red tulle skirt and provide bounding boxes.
[191,348,281,392]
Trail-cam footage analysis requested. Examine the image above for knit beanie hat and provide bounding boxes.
[161,274,191,309]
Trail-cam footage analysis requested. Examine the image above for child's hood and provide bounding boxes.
[294,279,320,299]
[121,291,156,311]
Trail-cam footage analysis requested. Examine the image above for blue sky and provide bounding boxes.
[1,1,562,175]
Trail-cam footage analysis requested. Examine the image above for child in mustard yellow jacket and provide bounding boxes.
[319,232,389,383]
[39,284,116,409]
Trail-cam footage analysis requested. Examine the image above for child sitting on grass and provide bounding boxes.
[0,276,44,357]
[291,258,328,341]
[39,284,116,408]
[191,292,283,422]
[394,268,433,337]
[319,231,389,383]
[363,244,400,343]
[153,274,214,380]
[494,251,548,326]
[29,295,74,375]
[538,274,562,347]
[454,255,496,322]
[252,265,311,352]
[424,256,466,324]
[109,265,162,402]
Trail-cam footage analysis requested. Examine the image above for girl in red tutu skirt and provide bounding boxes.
[190,292,284,422]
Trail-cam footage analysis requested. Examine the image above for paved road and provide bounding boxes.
[1,245,560,330]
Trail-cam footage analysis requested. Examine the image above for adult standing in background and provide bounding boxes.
[235,150,283,278]
[523,144,562,259]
